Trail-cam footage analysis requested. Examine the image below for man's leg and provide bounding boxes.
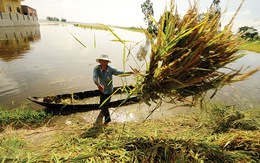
[100,93,111,124]
[95,110,104,126]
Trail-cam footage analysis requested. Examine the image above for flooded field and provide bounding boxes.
[0,22,145,108]
[0,22,259,114]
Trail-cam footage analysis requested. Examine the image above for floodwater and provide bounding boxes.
[0,22,146,108]
[0,22,260,116]
[209,51,260,109]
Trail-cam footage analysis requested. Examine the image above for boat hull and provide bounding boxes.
[27,86,139,114]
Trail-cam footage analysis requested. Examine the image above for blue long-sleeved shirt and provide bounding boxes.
[93,65,124,94]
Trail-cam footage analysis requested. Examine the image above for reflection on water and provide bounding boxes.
[0,26,41,62]
[0,26,41,107]
[0,23,145,108]
[0,71,19,97]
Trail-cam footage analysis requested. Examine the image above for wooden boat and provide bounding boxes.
[27,86,139,114]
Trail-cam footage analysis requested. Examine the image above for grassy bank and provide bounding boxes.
[0,104,259,162]
[240,41,260,53]
[0,106,51,131]
[73,23,108,30]
[74,23,143,33]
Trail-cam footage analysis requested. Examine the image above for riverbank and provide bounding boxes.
[0,103,259,162]
[240,41,260,53]
[73,22,260,53]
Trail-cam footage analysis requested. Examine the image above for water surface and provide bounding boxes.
[0,22,145,108]
[0,23,259,111]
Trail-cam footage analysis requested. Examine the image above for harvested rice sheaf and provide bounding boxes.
[216,130,260,161]
[124,137,234,162]
[136,1,259,104]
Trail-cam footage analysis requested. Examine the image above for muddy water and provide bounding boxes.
[0,22,146,108]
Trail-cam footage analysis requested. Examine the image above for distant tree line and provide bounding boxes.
[46,16,67,22]
[238,26,259,41]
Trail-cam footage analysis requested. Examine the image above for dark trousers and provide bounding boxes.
[100,93,112,123]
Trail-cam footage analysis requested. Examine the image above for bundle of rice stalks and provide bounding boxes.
[136,0,259,104]
[213,111,259,133]
[199,102,259,133]
[124,137,233,162]
[217,130,260,161]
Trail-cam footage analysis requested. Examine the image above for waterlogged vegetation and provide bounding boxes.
[0,104,259,162]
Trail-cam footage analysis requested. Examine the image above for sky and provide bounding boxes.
[22,0,260,32]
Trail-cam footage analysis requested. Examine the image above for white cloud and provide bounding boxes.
[239,9,252,16]
[233,18,260,32]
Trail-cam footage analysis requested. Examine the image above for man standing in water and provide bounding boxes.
[93,54,133,126]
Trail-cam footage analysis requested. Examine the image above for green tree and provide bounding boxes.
[46,16,59,21]
[61,18,67,22]
[238,26,259,40]
[141,0,157,34]
[210,0,221,14]
[198,0,221,23]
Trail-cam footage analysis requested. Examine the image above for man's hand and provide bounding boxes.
[98,84,104,92]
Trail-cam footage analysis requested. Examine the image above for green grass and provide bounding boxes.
[116,26,143,33]
[74,23,108,30]
[0,106,51,130]
[74,22,143,33]
[240,41,260,53]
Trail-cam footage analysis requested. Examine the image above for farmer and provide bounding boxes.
[93,54,133,125]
